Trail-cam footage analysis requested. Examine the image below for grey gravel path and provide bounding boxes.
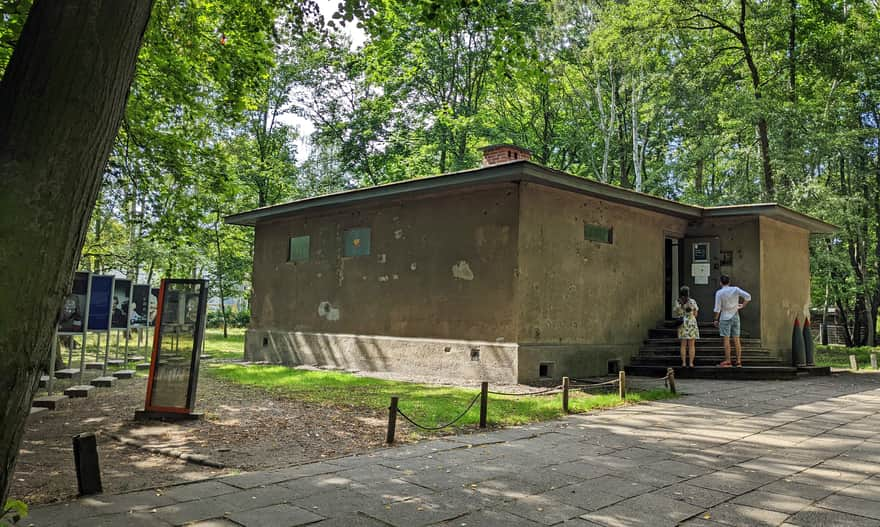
[25,373,880,526]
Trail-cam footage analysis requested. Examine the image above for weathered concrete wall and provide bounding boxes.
[515,183,689,382]
[685,217,762,337]
[248,183,521,378]
[759,217,811,360]
[245,330,518,383]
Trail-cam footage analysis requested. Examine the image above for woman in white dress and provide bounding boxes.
[673,286,700,368]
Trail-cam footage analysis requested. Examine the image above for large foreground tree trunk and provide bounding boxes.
[0,0,153,504]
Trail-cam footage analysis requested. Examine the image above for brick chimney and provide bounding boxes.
[479,144,532,166]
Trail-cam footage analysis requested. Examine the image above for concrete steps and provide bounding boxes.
[627,364,832,380]
[627,321,830,380]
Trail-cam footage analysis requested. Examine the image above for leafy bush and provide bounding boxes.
[2,499,27,526]
[206,309,250,328]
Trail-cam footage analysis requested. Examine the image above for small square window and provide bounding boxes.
[343,227,371,257]
[288,235,310,262]
[584,223,613,244]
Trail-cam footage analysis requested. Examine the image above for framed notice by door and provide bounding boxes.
[136,278,208,420]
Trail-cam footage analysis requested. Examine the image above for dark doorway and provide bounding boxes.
[664,238,681,320]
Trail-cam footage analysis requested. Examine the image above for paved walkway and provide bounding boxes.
[26,373,880,526]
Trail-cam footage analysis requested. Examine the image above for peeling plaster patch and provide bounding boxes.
[392,274,399,280]
[394,229,404,240]
[410,262,417,271]
[378,253,387,264]
[452,260,474,281]
[362,275,368,280]
[378,275,390,282]
[317,301,340,321]
[316,273,323,278]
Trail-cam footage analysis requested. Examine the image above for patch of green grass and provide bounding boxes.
[815,345,879,370]
[203,328,245,360]
[206,364,675,434]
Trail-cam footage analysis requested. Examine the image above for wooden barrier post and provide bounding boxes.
[850,355,859,371]
[666,368,677,394]
[871,353,878,370]
[562,377,570,413]
[618,371,626,399]
[479,382,488,428]
[386,397,399,444]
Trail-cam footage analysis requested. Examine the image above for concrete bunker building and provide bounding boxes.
[227,145,836,383]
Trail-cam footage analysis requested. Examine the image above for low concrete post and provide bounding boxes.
[871,353,878,370]
[618,371,626,400]
[666,368,677,394]
[72,433,102,496]
[562,377,570,413]
[386,397,398,444]
[849,355,859,371]
[479,382,488,428]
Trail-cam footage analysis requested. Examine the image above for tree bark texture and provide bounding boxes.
[0,0,153,504]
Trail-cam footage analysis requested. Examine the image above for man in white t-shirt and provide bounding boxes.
[713,275,751,367]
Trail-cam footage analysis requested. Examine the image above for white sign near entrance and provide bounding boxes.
[692,263,711,285]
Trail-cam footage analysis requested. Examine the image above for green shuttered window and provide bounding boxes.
[584,223,613,244]
[288,235,310,262]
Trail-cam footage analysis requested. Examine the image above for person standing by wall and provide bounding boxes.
[713,275,751,367]
[673,286,699,368]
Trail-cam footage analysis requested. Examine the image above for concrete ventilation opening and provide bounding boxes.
[539,362,554,378]
[607,359,621,375]
[262,336,269,347]
[470,348,480,361]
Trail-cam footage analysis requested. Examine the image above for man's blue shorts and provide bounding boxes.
[719,314,741,337]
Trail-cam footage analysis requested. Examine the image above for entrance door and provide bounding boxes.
[682,237,720,323]
[664,238,681,320]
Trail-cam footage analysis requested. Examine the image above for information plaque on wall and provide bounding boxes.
[137,278,208,420]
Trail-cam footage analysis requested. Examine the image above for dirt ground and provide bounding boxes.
[12,370,389,506]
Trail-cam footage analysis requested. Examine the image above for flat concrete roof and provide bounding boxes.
[226,160,837,234]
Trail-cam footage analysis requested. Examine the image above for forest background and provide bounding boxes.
[2,0,877,345]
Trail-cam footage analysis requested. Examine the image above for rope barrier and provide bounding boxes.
[487,385,563,397]
[386,369,678,442]
[396,392,482,431]
[569,377,619,386]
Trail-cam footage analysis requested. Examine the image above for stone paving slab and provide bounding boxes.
[29,374,880,527]
[227,503,323,527]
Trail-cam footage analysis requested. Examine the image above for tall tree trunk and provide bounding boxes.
[214,212,229,339]
[695,157,705,195]
[756,117,774,197]
[0,0,153,504]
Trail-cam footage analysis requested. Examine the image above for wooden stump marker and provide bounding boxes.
[479,382,488,428]
[386,397,398,444]
[562,377,570,413]
[849,355,859,371]
[618,371,626,399]
[871,353,878,370]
